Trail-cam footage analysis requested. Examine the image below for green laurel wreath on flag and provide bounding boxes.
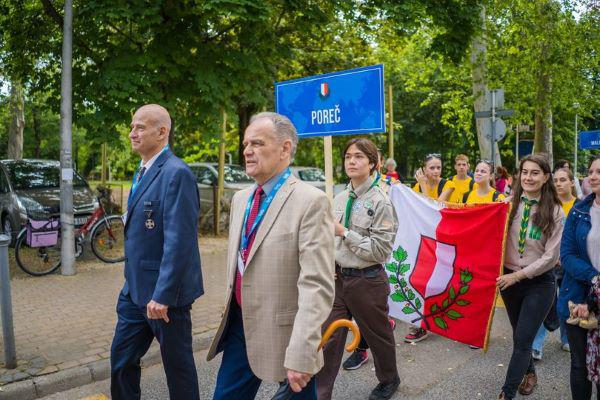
[386,245,473,330]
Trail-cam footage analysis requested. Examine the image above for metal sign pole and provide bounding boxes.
[0,234,16,369]
[574,112,578,176]
[491,90,496,166]
[324,136,334,203]
[388,85,394,160]
[515,124,520,171]
[59,0,75,276]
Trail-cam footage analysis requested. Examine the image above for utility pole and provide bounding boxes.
[574,102,579,176]
[474,89,514,167]
[388,85,394,160]
[60,0,75,276]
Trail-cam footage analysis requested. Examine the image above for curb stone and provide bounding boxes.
[0,328,217,400]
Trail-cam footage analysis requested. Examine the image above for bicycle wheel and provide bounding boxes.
[91,215,125,263]
[14,229,62,276]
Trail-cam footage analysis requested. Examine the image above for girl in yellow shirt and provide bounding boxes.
[407,154,455,343]
[463,160,505,204]
[553,168,577,216]
[413,154,455,202]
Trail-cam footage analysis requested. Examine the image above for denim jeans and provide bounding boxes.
[532,319,569,353]
[500,270,555,399]
[566,323,600,400]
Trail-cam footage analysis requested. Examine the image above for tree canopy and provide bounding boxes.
[0,0,597,181]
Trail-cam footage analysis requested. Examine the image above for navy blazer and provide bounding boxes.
[122,149,203,307]
[558,193,597,321]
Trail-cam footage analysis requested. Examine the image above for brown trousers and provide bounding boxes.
[316,267,399,400]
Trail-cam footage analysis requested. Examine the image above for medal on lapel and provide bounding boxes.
[144,209,155,230]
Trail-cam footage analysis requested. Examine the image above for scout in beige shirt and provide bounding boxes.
[317,138,400,400]
[496,154,564,400]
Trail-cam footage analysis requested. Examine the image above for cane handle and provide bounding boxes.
[318,319,361,352]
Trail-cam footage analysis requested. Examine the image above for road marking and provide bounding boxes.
[80,395,109,400]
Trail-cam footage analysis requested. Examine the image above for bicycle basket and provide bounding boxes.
[26,218,60,248]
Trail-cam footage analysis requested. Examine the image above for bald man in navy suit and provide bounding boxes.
[110,104,203,400]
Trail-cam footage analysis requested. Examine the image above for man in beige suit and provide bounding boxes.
[207,112,335,400]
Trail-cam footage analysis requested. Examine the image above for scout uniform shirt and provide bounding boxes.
[505,199,564,279]
[333,175,398,269]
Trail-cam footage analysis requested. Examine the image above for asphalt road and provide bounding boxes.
[41,310,578,400]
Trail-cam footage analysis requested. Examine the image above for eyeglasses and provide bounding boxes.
[425,153,442,161]
[479,159,494,167]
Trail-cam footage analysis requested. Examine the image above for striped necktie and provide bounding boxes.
[518,197,538,255]
[235,186,263,306]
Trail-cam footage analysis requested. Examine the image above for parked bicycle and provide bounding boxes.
[14,196,125,276]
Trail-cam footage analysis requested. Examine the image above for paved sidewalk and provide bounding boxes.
[0,237,228,386]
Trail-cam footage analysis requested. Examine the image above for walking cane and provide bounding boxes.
[271,319,361,400]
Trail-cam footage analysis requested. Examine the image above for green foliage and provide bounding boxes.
[0,0,597,180]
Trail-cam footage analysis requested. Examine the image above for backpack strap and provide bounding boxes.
[462,191,471,203]
[437,178,447,197]
[469,178,475,191]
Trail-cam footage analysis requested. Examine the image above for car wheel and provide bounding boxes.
[1,215,15,247]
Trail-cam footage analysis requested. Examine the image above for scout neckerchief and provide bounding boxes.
[240,168,291,256]
[344,174,380,228]
[518,197,538,255]
[130,145,170,196]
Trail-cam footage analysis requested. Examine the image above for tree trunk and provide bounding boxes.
[236,105,256,165]
[534,72,553,165]
[32,105,42,158]
[8,81,24,160]
[471,7,500,165]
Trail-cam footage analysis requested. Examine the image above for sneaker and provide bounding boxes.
[389,317,396,331]
[562,343,571,352]
[469,345,480,350]
[342,349,369,370]
[369,376,400,400]
[532,349,542,361]
[404,328,428,343]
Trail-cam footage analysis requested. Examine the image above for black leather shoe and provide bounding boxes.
[369,376,400,400]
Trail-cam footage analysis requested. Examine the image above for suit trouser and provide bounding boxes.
[213,299,317,400]
[317,266,399,400]
[110,292,199,400]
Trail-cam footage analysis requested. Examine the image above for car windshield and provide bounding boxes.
[297,168,325,182]
[224,165,253,183]
[4,161,87,189]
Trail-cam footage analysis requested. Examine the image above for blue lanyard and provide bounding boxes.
[131,145,169,195]
[240,168,291,252]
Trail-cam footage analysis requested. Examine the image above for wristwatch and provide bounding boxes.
[343,229,350,239]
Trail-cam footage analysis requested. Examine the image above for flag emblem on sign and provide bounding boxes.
[319,82,330,99]
[386,184,510,349]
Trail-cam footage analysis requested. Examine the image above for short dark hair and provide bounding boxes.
[343,138,379,174]
[553,159,569,173]
[589,155,600,169]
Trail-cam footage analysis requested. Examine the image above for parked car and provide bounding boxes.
[290,166,326,191]
[188,163,254,224]
[0,159,98,244]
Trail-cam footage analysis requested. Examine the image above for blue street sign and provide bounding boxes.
[518,139,534,159]
[580,130,600,150]
[275,64,385,138]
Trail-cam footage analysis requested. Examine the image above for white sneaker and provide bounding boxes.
[532,349,542,361]
[561,343,571,352]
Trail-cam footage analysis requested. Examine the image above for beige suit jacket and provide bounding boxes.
[207,175,335,381]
